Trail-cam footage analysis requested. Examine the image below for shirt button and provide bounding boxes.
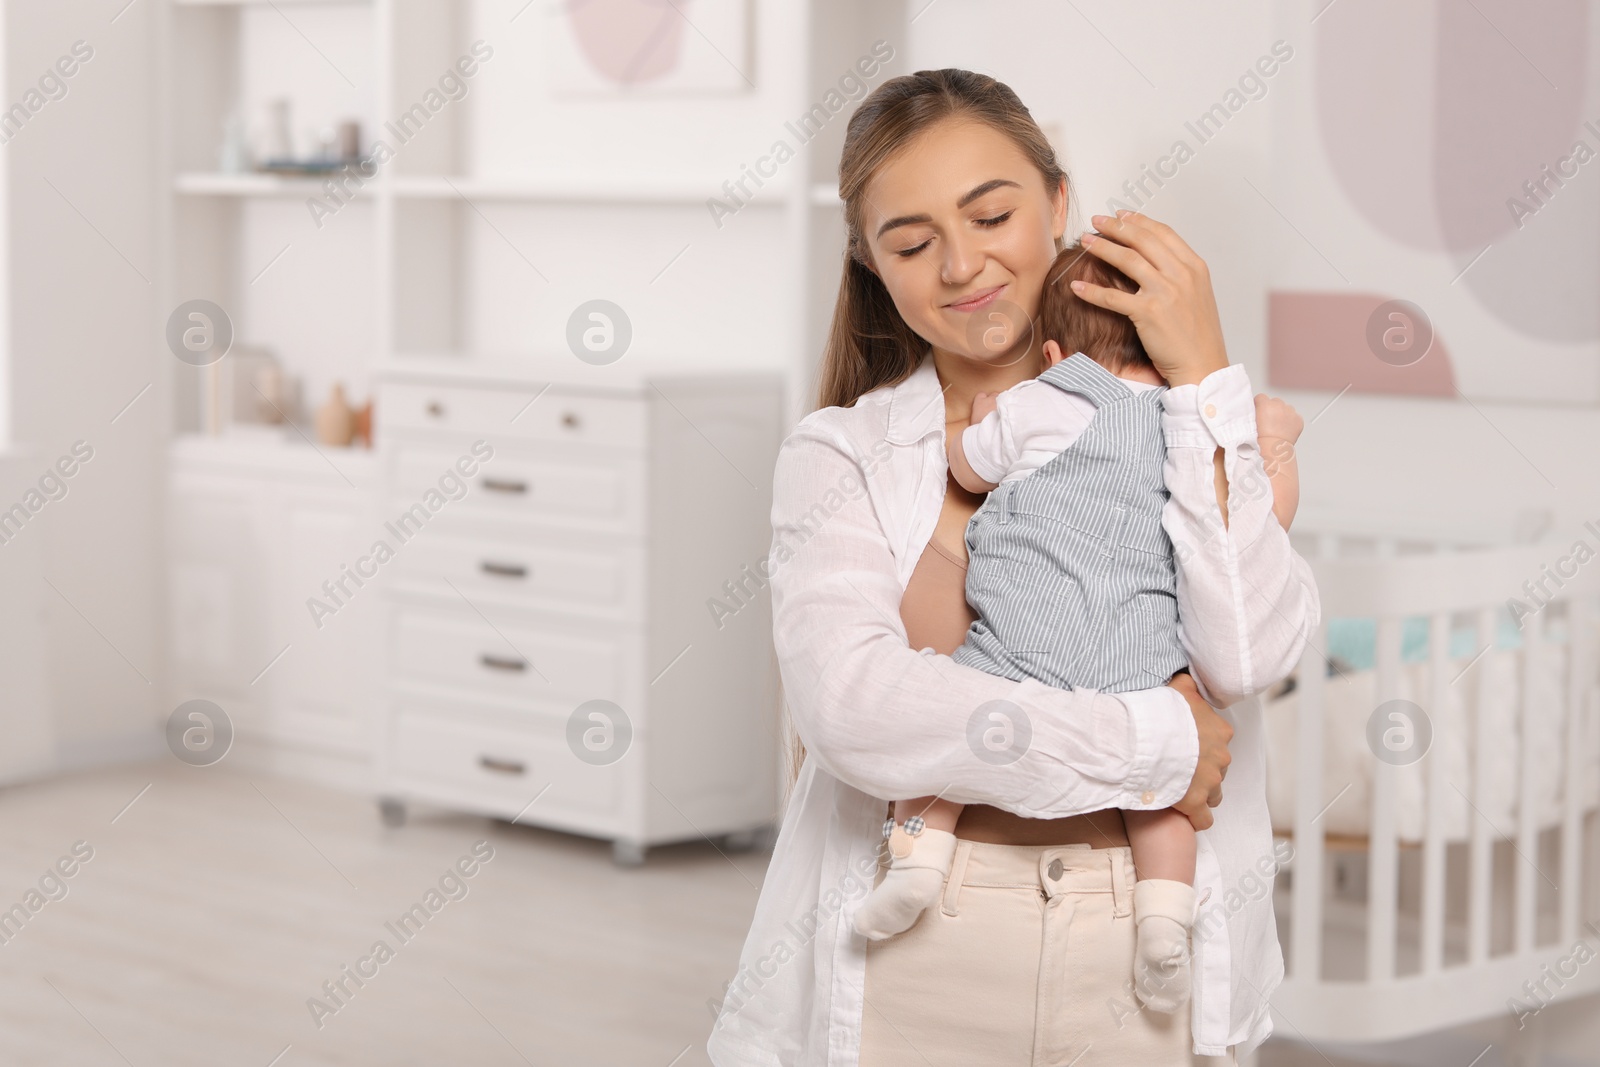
[1141,791,1155,805]
[1203,403,1217,419]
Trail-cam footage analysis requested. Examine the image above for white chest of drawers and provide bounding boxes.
[372,360,783,864]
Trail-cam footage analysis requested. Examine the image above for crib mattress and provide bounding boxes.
[1263,643,1600,842]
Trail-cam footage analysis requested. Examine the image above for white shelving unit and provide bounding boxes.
[155,0,906,852]
[157,0,908,423]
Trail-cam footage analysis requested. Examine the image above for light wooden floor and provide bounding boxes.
[0,758,768,1067]
[4,759,1580,1067]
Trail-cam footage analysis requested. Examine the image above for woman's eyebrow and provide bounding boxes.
[874,178,1023,240]
[956,178,1021,207]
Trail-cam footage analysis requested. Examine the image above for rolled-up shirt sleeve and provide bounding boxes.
[1160,363,1321,709]
[769,417,1197,817]
[961,404,1014,486]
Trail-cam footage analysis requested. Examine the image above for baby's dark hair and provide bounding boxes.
[1039,243,1152,376]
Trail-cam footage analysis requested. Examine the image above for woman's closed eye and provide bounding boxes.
[893,211,1015,259]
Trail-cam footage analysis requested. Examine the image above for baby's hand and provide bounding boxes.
[1254,394,1302,477]
[971,391,999,423]
[1254,394,1303,443]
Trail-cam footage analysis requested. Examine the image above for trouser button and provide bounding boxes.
[1047,857,1064,880]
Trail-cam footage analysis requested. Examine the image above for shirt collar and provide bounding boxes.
[884,350,947,446]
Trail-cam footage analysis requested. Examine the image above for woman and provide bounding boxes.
[707,69,1319,1066]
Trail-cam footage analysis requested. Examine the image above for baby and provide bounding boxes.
[853,243,1303,1014]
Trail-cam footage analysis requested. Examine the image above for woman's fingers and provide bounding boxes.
[1098,210,1204,276]
[1088,211,1185,278]
[1167,670,1230,829]
[1174,790,1215,831]
[1079,230,1161,290]
[1067,277,1138,318]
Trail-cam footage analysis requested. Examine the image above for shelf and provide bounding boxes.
[175,172,796,207]
[175,171,370,198]
[390,174,790,207]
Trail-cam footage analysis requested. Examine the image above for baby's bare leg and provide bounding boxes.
[852,795,963,941]
[1123,807,1195,884]
[1123,807,1198,1014]
[895,795,962,833]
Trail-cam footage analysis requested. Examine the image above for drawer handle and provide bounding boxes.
[482,478,528,495]
[480,654,527,672]
[480,560,528,579]
[478,755,526,776]
[561,411,581,430]
[425,400,445,418]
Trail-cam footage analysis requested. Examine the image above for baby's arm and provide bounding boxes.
[1254,394,1303,530]
[948,391,1001,493]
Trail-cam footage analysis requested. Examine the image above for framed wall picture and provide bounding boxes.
[544,0,753,97]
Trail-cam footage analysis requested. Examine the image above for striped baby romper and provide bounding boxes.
[951,354,1188,693]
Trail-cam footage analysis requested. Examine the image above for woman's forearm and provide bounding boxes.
[771,424,1196,818]
[1161,365,1321,707]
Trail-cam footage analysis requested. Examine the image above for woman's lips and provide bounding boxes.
[946,284,1006,312]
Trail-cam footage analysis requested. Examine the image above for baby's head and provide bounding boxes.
[1038,243,1153,377]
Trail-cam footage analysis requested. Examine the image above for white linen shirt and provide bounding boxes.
[963,361,1161,484]
[706,352,1320,1064]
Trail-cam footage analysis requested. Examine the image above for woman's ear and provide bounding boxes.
[1051,175,1068,241]
[1043,339,1066,366]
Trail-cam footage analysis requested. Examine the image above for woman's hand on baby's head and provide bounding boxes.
[971,391,999,423]
[1073,212,1229,387]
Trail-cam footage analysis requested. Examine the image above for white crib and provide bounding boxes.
[1263,514,1600,1056]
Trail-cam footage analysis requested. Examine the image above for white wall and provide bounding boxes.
[6,0,159,764]
[908,0,1277,382]
[902,0,1600,547]
[432,0,808,372]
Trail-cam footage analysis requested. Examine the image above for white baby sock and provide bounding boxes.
[1132,878,1196,1014]
[852,826,958,941]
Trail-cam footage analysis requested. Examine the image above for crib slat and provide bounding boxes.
[1291,617,1329,981]
[1561,596,1593,943]
[1421,609,1451,974]
[1469,607,1497,964]
[1368,614,1401,980]
[1516,609,1542,954]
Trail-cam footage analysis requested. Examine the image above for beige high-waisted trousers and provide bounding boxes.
[859,840,1238,1067]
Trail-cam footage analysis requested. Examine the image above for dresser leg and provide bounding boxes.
[378,797,407,828]
[612,839,647,867]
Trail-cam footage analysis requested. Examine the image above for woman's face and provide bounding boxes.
[858,117,1068,367]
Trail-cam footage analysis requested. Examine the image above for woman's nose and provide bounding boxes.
[939,231,982,285]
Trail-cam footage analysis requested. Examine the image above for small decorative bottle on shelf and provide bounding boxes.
[315,383,355,447]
